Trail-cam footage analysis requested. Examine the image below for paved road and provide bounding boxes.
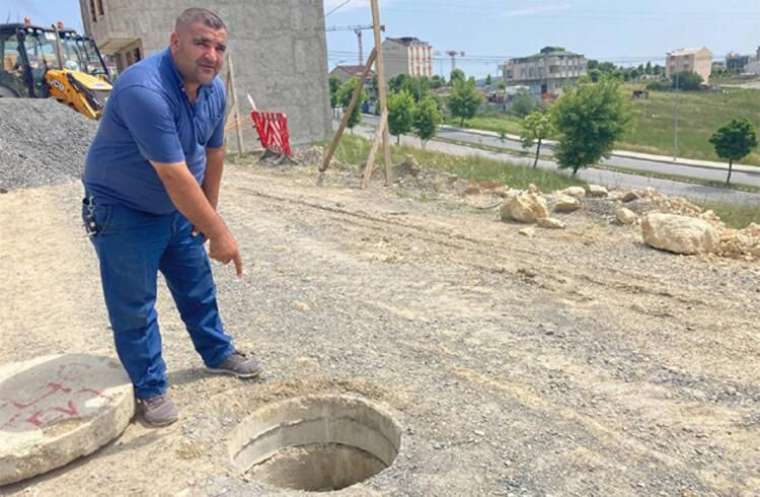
[352,120,760,206]
[361,114,760,190]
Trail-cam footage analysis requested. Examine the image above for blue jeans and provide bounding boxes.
[83,196,235,399]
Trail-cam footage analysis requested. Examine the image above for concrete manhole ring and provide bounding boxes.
[228,394,402,492]
[0,354,134,486]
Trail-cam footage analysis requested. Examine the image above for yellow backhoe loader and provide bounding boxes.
[0,21,112,119]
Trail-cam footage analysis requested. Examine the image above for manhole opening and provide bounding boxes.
[228,395,402,492]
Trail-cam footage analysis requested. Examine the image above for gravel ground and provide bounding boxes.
[0,100,97,192]
[1,159,759,497]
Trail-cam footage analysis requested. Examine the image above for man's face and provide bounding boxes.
[171,22,227,86]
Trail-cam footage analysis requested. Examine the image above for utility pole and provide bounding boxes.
[326,24,385,66]
[673,71,680,161]
[446,50,465,74]
[354,28,364,66]
[369,0,392,185]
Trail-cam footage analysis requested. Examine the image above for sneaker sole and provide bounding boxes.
[205,366,262,379]
[142,415,178,427]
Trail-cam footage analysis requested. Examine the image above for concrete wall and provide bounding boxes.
[81,0,332,151]
[382,40,409,83]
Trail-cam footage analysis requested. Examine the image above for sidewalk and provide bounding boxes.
[438,123,760,175]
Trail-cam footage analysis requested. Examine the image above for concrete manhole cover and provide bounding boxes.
[228,395,402,492]
[0,354,134,486]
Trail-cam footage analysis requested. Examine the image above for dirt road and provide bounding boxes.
[1,162,758,497]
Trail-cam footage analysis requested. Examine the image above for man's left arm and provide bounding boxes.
[203,146,225,210]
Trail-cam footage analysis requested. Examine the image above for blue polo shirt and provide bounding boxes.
[84,48,226,214]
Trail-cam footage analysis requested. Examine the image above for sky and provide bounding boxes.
[3,0,759,78]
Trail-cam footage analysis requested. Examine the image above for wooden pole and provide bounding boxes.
[361,107,387,189]
[369,0,392,185]
[226,54,245,158]
[319,48,377,173]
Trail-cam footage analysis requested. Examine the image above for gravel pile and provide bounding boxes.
[0,99,98,191]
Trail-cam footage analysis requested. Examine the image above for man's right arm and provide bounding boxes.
[151,160,243,276]
[114,85,242,275]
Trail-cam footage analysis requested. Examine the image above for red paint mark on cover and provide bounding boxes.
[53,400,78,417]
[11,382,71,409]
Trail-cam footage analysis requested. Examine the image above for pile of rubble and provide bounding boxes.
[391,155,471,194]
[0,99,98,191]
[496,182,759,261]
[306,151,759,262]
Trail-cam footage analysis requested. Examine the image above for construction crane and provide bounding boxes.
[326,24,385,66]
[446,50,466,72]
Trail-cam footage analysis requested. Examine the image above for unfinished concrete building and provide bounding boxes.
[78,0,332,149]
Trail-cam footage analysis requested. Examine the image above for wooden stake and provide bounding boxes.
[226,54,245,158]
[369,0,392,185]
[361,107,387,189]
[319,48,378,173]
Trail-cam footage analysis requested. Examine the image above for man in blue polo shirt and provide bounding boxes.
[83,8,262,427]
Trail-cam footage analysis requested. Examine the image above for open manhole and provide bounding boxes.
[228,395,402,492]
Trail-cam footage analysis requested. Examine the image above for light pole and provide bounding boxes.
[673,71,680,162]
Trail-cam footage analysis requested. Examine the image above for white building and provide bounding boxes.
[501,47,587,97]
[381,37,433,82]
[666,47,712,82]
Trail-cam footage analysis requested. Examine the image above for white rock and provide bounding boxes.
[587,184,609,198]
[560,186,586,199]
[518,227,536,238]
[616,207,637,225]
[500,192,549,223]
[641,213,719,255]
[551,194,582,213]
[537,217,566,229]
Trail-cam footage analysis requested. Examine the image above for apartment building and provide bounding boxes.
[725,52,751,73]
[666,47,712,82]
[501,46,587,97]
[78,0,332,148]
[381,37,433,82]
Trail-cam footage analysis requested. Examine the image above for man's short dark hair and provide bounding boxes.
[176,8,227,31]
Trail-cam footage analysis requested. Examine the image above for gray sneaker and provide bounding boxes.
[137,394,178,427]
[206,351,263,379]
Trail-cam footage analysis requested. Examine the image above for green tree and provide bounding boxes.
[520,111,554,168]
[552,77,631,175]
[388,74,430,102]
[407,76,431,102]
[329,76,342,109]
[709,118,758,184]
[430,75,445,89]
[337,77,367,130]
[388,90,415,144]
[448,78,483,126]
[587,68,602,83]
[672,71,703,91]
[388,74,411,94]
[510,88,536,117]
[413,96,443,147]
[449,68,465,86]
[485,74,492,86]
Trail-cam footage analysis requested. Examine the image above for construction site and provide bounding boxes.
[1,1,760,497]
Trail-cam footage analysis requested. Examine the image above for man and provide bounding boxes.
[82,8,261,427]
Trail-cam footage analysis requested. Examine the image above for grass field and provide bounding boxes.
[445,113,524,136]
[329,135,758,228]
[333,134,586,192]
[449,86,760,167]
[620,86,760,166]
[699,201,760,229]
